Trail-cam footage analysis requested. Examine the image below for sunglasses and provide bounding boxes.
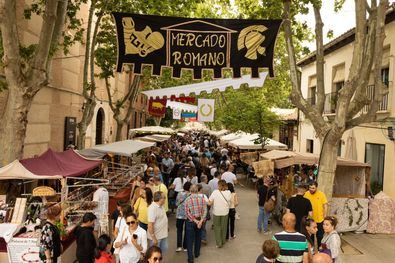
[126,221,136,225]
[153,257,163,262]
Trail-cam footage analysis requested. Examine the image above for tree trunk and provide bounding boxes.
[317,130,341,202]
[115,120,124,141]
[76,99,96,149]
[153,117,162,126]
[0,86,32,165]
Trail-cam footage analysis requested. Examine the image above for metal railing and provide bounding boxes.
[323,92,338,115]
[362,84,389,113]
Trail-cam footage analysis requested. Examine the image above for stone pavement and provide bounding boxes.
[163,183,395,263]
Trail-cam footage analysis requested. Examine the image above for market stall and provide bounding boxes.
[228,133,288,150]
[260,150,370,233]
[129,126,176,138]
[0,149,103,263]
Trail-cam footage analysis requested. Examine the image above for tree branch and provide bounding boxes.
[313,4,325,115]
[32,0,58,71]
[49,0,68,57]
[346,0,389,129]
[82,0,96,99]
[0,0,22,86]
[123,75,141,124]
[90,13,102,90]
[282,0,328,137]
[104,77,116,112]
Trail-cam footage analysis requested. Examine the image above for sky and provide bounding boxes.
[297,0,395,51]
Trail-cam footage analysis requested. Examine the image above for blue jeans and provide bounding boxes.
[185,220,202,263]
[176,218,187,248]
[201,221,207,241]
[149,237,168,254]
[257,206,270,232]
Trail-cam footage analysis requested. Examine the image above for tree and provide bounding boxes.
[283,0,390,200]
[213,87,281,149]
[0,0,85,164]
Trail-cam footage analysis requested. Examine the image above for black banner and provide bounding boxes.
[112,13,282,79]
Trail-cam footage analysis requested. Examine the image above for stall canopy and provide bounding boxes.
[136,134,172,143]
[92,140,155,157]
[141,72,268,99]
[20,149,102,177]
[208,129,229,137]
[228,133,288,150]
[0,160,62,180]
[129,126,176,136]
[260,150,369,169]
[220,131,248,142]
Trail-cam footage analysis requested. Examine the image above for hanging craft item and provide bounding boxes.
[197,99,215,122]
[113,13,282,79]
[148,98,167,117]
[173,108,181,120]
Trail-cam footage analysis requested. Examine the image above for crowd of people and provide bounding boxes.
[38,131,342,263]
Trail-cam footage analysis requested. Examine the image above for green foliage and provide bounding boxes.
[213,87,281,141]
[334,0,347,12]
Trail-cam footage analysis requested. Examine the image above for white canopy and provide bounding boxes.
[92,140,155,157]
[136,134,172,143]
[228,133,288,150]
[220,131,248,142]
[141,72,268,99]
[0,160,62,180]
[208,129,229,137]
[166,100,197,113]
[179,122,208,132]
[129,126,176,136]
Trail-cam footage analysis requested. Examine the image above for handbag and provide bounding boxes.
[263,187,275,213]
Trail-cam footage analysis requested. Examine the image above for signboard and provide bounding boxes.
[173,108,181,120]
[8,236,40,263]
[197,99,215,122]
[148,98,167,117]
[32,186,56,197]
[64,117,76,150]
[181,112,197,118]
[113,13,282,79]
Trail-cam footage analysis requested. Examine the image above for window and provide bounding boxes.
[382,68,389,86]
[306,139,314,153]
[309,86,317,105]
[337,141,342,157]
[365,143,385,194]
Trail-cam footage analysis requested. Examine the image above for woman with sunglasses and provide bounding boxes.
[114,212,147,263]
[145,245,162,263]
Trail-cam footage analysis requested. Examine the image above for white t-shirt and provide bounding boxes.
[172,177,187,192]
[221,171,237,184]
[92,187,109,215]
[115,217,127,234]
[210,167,217,177]
[187,176,198,185]
[209,190,231,216]
[147,203,168,240]
[204,139,209,148]
[114,225,147,263]
[208,178,219,192]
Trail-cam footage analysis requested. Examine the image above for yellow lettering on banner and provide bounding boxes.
[178,33,186,46]
[218,35,226,48]
[210,35,218,47]
[186,33,195,46]
[195,35,203,47]
[202,35,210,47]
[183,53,192,65]
[200,53,208,66]
[171,33,178,46]
[172,51,182,65]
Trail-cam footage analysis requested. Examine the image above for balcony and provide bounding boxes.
[323,92,338,115]
[306,96,317,106]
[362,84,389,113]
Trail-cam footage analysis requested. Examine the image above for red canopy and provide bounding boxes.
[20,149,102,177]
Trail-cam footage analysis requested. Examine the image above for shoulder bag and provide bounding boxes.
[263,187,275,213]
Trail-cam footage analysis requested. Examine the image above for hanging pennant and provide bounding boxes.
[173,108,181,120]
[112,13,282,79]
[170,96,196,104]
[148,98,167,117]
[197,99,215,122]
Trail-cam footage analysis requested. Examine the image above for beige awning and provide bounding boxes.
[333,64,345,83]
[308,75,317,87]
[382,47,390,67]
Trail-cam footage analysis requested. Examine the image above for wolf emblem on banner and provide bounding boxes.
[122,17,164,57]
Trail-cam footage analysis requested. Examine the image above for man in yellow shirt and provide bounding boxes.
[153,176,169,212]
[304,181,327,247]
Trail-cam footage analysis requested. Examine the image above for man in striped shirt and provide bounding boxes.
[273,213,309,263]
[184,184,208,263]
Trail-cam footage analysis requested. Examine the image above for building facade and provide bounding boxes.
[296,10,395,198]
[0,1,148,158]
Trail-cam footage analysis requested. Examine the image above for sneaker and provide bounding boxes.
[257,229,262,233]
[201,240,207,245]
[183,248,188,252]
[176,247,182,252]
[263,230,272,235]
[231,235,236,239]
